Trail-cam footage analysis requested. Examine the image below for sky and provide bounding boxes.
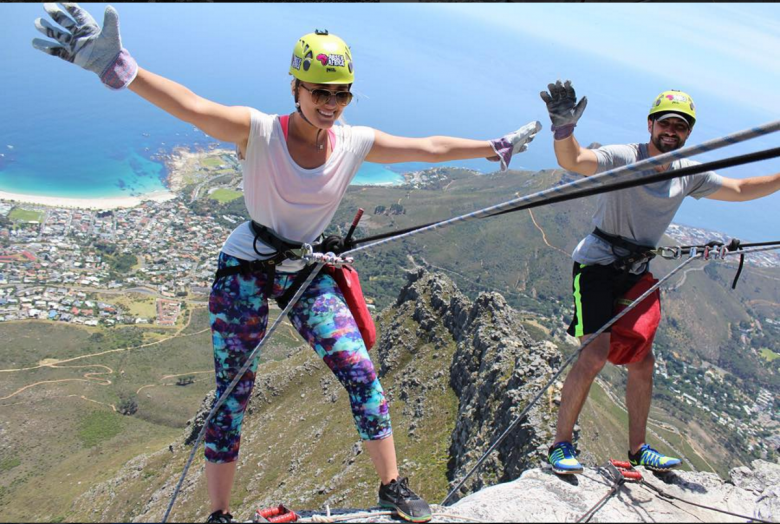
[1,2,779,240]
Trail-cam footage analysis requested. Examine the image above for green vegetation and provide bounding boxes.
[209,188,243,203]
[0,457,21,472]
[201,156,225,168]
[761,348,780,362]
[718,324,780,392]
[103,294,157,319]
[94,241,138,275]
[8,207,44,223]
[77,410,125,448]
[117,393,139,416]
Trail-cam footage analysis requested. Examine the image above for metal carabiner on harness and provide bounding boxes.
[287,243,314,262]
[657,246,682,260]
[303,250,354,268]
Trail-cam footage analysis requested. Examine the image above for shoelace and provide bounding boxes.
[390,477,417,499]
[207,511,233,523]
[557,442,577,460]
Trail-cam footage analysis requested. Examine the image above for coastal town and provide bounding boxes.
[0,146,244,328]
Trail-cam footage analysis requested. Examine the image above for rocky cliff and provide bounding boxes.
[67,267,779,523]
[72,267,563,521]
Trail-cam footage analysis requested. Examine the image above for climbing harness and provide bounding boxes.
[211,221,346,306]
[591,227,656,272]
[163,119,780,521]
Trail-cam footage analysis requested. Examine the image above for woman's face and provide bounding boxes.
[294,81,353,128]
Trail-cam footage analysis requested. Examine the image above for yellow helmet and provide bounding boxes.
[649,90,696,127]
[289,30,354,85]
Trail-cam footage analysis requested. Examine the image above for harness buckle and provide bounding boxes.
[658,246,681,260]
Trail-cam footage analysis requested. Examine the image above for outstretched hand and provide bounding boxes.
[540,80,587,139]
[488,120,542,172]
[32,3,137,90]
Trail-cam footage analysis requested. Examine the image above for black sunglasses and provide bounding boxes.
[299,84,353,107]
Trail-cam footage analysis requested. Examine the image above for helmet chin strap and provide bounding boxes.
[293,89,326,151]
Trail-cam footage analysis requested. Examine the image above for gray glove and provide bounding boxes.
[488,120,542,172]
[540,80,587,140]
[32,3,137,90]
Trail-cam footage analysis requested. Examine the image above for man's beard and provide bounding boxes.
[652,134,686,153]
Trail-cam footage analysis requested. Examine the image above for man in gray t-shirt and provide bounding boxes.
[537,80,780,476]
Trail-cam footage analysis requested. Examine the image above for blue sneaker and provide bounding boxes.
[548,441,584,475]
[629,444,682,471]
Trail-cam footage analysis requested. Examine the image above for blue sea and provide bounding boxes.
[2,3,779,240]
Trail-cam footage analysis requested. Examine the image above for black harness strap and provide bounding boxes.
[727,239,744,289]
[212,222,360,308]
[213,208,365,309]
[213,222,313,297]
[592,228,656,272]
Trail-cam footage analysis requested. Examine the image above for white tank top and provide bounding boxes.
[220,109,375,271]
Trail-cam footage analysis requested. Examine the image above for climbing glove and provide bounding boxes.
[32,3,137,90]
[488,120,542,172]
[540,80,588,140]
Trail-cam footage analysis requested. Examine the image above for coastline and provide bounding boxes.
[0,144,204,211]
[0,189,177,211]
[0,145,406,212]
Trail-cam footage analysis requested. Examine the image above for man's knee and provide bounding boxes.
[576,334,610,376]
[628,351,655,376]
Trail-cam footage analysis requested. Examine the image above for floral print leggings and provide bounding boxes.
[206,252,391,463]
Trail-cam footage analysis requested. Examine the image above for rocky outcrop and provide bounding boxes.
[448,460,780,523]
[381,268,560,502]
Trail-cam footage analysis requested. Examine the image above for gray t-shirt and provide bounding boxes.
[572,143,723,273]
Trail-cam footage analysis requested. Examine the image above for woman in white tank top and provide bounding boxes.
[33,8,541,522]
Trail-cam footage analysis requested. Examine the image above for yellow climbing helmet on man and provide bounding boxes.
[289,29,354,85]
[649,90,696,127]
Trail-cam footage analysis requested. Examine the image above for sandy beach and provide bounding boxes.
[0,189,177,211]
[0,145,234,211]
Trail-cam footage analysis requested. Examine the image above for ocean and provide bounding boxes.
[2,3,779,240]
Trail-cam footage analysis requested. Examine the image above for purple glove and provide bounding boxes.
[488,121,542,171]
[540,80,588,140]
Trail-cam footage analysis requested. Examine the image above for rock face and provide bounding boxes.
[70,267,780,523]
[448,460,780,523]
[384,268,560,502]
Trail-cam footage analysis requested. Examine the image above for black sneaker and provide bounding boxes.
[378,476,432,523]
[206,510,234,523]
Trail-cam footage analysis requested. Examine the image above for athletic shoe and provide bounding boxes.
[378,476,432,523]
[206,510,234,523]
[628,443,682,471]
[548,441,584,474]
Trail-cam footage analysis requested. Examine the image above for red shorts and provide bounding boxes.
[567,263,661,365]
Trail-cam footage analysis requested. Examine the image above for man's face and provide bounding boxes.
[648,116,692,153]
